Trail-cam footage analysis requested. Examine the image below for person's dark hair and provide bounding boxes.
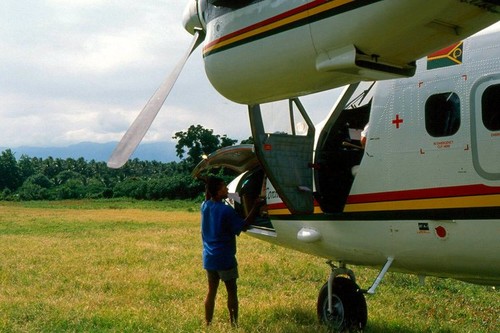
[205,176,224,199]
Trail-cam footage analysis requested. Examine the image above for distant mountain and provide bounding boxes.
[2,142,180,163]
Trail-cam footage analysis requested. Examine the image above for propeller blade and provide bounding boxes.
[107,29,205,169]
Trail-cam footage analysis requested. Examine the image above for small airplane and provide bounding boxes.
[108,1,500,331]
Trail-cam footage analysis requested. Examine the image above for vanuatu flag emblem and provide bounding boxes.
[427,41,463,69]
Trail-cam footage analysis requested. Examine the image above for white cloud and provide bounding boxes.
[0,0,336,152]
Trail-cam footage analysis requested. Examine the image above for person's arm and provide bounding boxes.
[242,198,264,230]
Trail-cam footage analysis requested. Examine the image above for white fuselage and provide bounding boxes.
[188,1,500,286]
[248,27,500,286]
[201,0,499,104]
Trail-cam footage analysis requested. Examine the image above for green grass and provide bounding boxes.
[2,198,200,212]
[0,201,498,332]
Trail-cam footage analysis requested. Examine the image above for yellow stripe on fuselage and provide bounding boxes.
[344,194,500,213]
[266,194,500,216]
[308,0,354,16]
[204,13,308,54]
[267,205,324,216]
[204,0,355,55]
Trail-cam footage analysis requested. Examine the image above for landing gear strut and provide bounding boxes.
[317,261,367,332]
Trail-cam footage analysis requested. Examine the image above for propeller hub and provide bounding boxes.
[183,0,205,35]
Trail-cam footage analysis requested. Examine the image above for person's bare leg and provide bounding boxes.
[205,272,220,325]
[224,279,238,326]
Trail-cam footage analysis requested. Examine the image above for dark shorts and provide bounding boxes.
[206,266,239,282]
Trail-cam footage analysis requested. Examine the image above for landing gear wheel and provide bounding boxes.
[317,277,367,332]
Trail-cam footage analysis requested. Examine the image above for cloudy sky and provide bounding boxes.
[0,0,339,149]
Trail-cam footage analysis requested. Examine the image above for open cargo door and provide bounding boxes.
[192,144,273,232]
[192,144,259,178]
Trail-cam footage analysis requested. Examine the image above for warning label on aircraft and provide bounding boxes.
[418,222,430,234]
[427,42,463,70]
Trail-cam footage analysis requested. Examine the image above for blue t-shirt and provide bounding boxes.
[201,200,246,271]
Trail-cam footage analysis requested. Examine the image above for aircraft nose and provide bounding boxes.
[183,0,204,35]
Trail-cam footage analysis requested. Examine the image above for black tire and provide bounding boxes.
[317,277,367,332]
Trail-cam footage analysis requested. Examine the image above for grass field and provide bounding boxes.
[0,200,498,332]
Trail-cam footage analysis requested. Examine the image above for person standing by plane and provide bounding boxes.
[201,176,261,327]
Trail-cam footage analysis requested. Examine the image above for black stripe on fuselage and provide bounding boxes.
[270,207,500,221]
[203,0,383,57]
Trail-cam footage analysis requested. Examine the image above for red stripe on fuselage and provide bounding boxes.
[347,184,500,204]
[203,0,334,51]
[267,202,288,210]
[267,198,321,211]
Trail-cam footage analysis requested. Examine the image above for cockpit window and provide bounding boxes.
[209,0,254,8]
[425,92,460,137]
[481,84,500,131]
[204,0,263,22]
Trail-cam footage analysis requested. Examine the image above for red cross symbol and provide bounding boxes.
[392,114,404,129]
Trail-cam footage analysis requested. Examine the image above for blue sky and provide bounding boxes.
[0,0,337,148]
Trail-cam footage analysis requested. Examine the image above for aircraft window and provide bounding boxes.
[425,92,460,137]
[259,100,311,136]
[209,0,254,8]
[205,0,262,22]
[481,84,500,131]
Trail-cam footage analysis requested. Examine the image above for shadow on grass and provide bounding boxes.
[365,321,429,333]
[241,306,320,333]
[244,306,426,333]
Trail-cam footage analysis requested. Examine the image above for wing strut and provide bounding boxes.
[367,257,395,294]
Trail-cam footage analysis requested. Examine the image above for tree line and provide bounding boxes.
[0,125,250,201]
